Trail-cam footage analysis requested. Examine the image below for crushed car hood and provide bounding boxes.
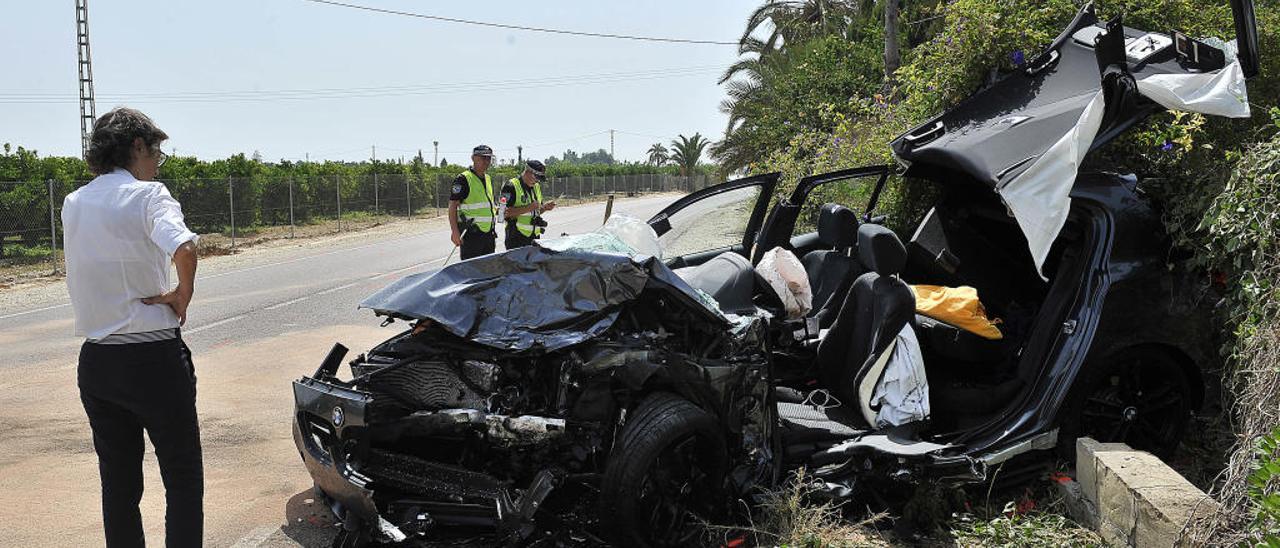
[891,2,1254,275]
[359,241,729,353]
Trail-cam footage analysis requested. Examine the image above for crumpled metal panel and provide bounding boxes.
[359,243,727,352]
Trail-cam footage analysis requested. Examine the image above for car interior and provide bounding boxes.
[667,178,1090,460]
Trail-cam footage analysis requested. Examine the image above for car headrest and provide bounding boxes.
[818,203,859,249]
[857,224,906,275]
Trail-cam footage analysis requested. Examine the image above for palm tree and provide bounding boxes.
[720,1,863,86]
[646,143,670,166]
[714,1,872,173]
[669,134,711,176]
[884,0,900,85]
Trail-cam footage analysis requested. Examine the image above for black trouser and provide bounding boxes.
[504,228,536,251]
[79,336,203,548]
[460,228,496,260]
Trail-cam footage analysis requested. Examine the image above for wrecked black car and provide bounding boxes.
[292,2,1260,545]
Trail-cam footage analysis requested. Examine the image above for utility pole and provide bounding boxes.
[517,145,523,164]
[609,129,615,163]
[372,145,378,214]
[433,141,439,167]
[75,0,97,157]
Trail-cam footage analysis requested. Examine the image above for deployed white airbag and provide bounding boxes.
[754,247,813,319]
[598,213,663,260]
[871,324,931,428]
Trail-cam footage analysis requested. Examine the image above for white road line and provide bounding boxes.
[315,282,360,296]
[262,296,311,311]
[368,257,445,281]
[197,231,428,281]
[184,313,248,335]
[0,302,71,320]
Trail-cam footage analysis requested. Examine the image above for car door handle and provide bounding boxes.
[903,121,945,146]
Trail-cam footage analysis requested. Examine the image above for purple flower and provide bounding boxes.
[1160,141,1175,151]
[1012,50,1026,66]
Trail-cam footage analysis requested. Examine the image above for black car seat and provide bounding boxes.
[675,251,758,315]
[816,224,915,425]
[774,225,914,447]
[802,204,863,327]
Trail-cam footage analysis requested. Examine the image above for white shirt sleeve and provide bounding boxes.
[146,183,199,256]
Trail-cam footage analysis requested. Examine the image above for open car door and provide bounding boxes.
[647,173,780,269]
[752,165,894,262]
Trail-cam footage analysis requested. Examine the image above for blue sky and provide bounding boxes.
[1,1,757,164]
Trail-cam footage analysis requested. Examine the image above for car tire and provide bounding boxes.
[601,392,728,547]
[1059,347,1193,461]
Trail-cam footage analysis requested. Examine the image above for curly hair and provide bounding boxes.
[84,107,169,175]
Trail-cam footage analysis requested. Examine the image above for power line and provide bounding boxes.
[615,130,670,140]
[301,0,737,45]
[0,65,721,99]
[0,67,721,104]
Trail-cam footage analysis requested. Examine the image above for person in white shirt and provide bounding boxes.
[64,107,203,547]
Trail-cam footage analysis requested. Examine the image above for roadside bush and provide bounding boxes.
[1250,429,1280,544]
[1186,134,1280,545]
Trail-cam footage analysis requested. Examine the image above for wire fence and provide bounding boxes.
[0,173,713,274]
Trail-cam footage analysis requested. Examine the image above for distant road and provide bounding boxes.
[0,193,679,547]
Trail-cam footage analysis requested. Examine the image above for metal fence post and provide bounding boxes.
[336,174,343,233]
[228,175,236,248]
[288,177,295,239]
[47,179,59,273]
[406,175,412,219]
[373,172,379,215]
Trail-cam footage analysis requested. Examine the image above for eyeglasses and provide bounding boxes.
[157,150,168,167]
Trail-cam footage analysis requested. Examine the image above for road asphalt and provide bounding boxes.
[0,193,678,547]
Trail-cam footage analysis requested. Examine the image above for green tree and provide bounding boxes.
[712,34,884,173]
[669,133,711,176]
[646,143,670,166]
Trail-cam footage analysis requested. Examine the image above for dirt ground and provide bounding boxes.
[0,324,388,547]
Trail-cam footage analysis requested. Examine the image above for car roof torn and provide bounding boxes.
[891,2,1255,276]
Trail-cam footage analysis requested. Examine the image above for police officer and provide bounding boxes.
[448,145,498,260]
[501,160,556,249]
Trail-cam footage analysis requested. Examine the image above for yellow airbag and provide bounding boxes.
[911,285,1003,340]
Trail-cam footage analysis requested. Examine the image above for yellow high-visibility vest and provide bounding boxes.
[509,177,543,237]
[457,170,495,233]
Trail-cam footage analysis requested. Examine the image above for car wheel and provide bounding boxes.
[601,392,728,547]
[1061,348,1192,460]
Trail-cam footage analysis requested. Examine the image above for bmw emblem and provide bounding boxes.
[332,406,345,427]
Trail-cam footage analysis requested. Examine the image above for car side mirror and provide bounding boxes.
[650,214,672,237]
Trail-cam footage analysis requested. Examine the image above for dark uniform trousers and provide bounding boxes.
[79,336,203,548]
[504,228,535,251]
[460,228,497,260]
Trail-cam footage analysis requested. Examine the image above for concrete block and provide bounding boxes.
[1076,437,1129,505]
[1074,437,1220,547]
[1051,476,1098,530]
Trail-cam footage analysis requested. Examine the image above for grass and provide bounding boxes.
[1,243,54,262]
[703,469,890,547]
[946,501,1102,548]
[728,465,1102,547]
